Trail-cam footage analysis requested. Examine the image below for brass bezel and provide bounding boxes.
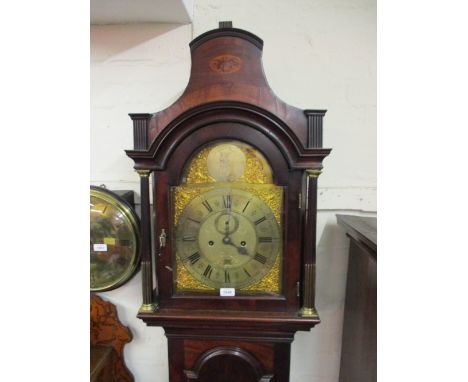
[90,186,140,292]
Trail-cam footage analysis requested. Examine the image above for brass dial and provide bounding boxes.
[175,187,281,289]
[206,143,246,182]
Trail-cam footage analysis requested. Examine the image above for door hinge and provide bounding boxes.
[296,281,301,297]
[298,193,302,210]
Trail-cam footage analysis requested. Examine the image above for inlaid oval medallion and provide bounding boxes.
[209,54,242,73]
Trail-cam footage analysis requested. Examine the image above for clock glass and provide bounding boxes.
[172,141,283,294]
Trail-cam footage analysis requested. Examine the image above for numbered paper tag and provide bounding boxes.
[93,243,108,252]
[220,288,235,297]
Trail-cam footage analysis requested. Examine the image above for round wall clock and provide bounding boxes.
[90,185,140,292]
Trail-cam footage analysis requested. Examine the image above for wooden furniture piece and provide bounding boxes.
[336,215,377,382]
[91,345,116,382]
[90,294,134,382]
[125,22,331,381]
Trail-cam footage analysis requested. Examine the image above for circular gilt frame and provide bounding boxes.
[90,186,140,292]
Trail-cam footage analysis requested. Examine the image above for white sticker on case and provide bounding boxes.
[220,288,235,297]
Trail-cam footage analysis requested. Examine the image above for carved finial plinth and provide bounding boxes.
[219,21,233,29]
[304,109,327,148]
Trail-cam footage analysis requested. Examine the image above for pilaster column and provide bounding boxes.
[136,169,158,313]
[300,169,321,317]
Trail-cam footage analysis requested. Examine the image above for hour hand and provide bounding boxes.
[236,246,250,256]
[222,236,250,256]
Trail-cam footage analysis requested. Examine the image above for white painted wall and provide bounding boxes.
[91,1,376,381]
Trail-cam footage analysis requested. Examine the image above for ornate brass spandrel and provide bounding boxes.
[242,253,281,293]
[173,185,215,225]
[236,184,283,224]
[240,146,272,184]
[185,146,216,184]
[175,257,216,291]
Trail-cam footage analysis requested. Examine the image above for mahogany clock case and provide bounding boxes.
[124,23,331,382]
[126,25,330,318]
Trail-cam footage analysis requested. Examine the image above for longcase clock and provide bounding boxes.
[125,22,331,382]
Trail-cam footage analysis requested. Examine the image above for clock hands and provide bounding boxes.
[222,214,250,256]
[222,235,251,256]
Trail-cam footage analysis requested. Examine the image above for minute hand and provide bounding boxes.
[222,236,251,256]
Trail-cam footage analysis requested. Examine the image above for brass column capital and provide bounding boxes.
[135,169,151,177]
[306,169,322,178]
